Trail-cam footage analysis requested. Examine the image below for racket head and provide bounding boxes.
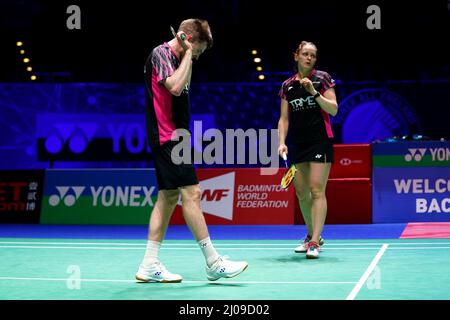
[280,164,297,189]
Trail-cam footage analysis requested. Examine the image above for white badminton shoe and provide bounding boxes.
[135,262,182,283]
[306,241,320,259]
[206,256,248,281]
[295,235,324,253]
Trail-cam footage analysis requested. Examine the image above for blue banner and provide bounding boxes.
[36,113,215,161]
[373,167,450,223]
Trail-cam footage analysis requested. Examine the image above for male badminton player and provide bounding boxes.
[136,19,248,282]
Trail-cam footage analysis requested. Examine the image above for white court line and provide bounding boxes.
[0,246,144,250]
[0,246,383,250]
[388,247,450,250]
[0,276,355,285]
[0,241,148,246]
[1,241,450,246]
[346,244,389,300]
[1,245,450,250]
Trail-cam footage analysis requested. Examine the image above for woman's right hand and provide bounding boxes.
[278,144,288,158]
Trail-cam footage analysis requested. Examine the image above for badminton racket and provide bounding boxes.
[280,152,297,189]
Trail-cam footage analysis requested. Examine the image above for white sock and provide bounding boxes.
[141,240,161,268]
[198,237,220,267]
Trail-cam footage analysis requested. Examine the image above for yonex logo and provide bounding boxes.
[48,185,155,207]
[49,186,85,207]
[45,123,98,154]
[405,148,427,162]
[405,148,450,163]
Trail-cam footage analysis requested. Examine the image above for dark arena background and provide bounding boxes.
[1,0,450,314]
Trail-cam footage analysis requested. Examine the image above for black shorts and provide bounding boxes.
[291,140,334,164]
[152,140,199,190]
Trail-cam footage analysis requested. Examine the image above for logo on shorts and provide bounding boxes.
[315,154,322,159]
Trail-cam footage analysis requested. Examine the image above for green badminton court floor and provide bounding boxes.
[1,238,450,300]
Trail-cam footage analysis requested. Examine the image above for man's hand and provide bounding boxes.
[176,31,192,52]
[170,26,192,51]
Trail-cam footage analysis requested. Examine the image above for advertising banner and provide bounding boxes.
[373,167,450,222]
[0,170,44,223]
[373,141,450,223]
[171,168,295,225]
[36,113,215,161]
[40,169,158,224]
[373,141,450,168]
[329,144,372,179]
[41,168,295,225]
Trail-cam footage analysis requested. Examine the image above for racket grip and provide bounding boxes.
[282,152,287,161]
[170,26,188,48]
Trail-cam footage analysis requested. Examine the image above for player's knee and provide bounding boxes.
[184,187,202,203]
[310,187,325,200]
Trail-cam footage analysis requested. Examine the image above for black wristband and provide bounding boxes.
[313,92,321,99]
